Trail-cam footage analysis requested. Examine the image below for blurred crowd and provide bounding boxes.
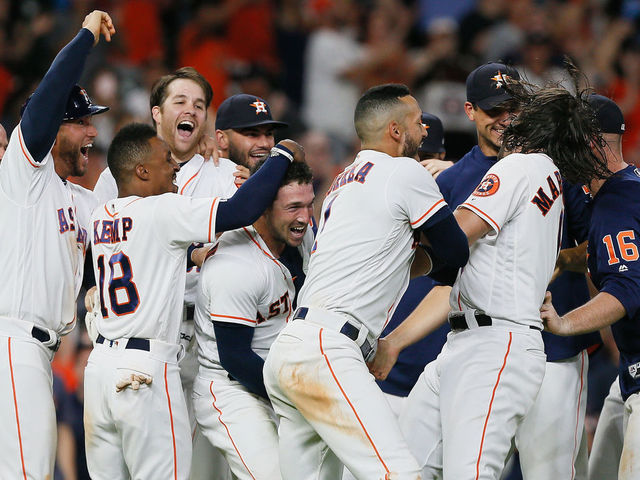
[0,0,638,478]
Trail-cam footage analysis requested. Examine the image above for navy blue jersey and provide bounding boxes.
[545,181,601,361]
[587,166,640,400]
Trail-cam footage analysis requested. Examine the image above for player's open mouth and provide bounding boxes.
[290,225,306,238]
[177,120,195,139]
[80,143,93,160]
[250,150,270,161]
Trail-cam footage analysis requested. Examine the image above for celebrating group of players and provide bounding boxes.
[1,9,639,480]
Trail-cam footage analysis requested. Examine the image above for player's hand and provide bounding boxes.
[82,10,115,46]
[116,373,152,392]
[420,159,453,179]
[190,245,213,268]
[84,286,100,342]
[197,135,220,166]
[233,165,250,187]
[277,139,305,163]
[540,291,570,335]
[367,337,400,381]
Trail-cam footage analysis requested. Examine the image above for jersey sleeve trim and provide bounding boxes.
[410,198,446,227]
[209,313,257,324]
[459,202,501,233]
[208,197,220,242]
[17,126,40,168]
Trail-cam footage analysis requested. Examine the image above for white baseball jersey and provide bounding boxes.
[93,156,239,306]
[91,194,220,343]
[195,226,295,370]
[298,150,447,338]
[0,125,92,333]
[452,152,564,328]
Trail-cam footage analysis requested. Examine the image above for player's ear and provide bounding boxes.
[389,120,401,142]
[135,163,150,180]
[464,102,475,121]
[151,105,161,126]
[216,130,228,150]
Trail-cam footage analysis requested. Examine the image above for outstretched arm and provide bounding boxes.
[22,10,115,163]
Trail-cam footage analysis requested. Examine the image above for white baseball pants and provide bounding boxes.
[400,325,546,480]
[517,350,589,480]
[84,340,191,479]
[0,330,56,480]
[588,377,624,480]
[265,319,421,480]
[192,369,281,480]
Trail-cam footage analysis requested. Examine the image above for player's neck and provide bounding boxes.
[361,138,402,157]
[253,219,285,258]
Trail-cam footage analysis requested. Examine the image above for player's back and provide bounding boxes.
[0,125,89,333]
[92,193,220,343]
[299,150,446,337]
[454,152,564,327]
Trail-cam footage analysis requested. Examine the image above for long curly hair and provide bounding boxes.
[499,64,610,185]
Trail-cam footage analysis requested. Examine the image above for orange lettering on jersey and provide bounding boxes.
[473,174,500,197]
[531,173,561,216]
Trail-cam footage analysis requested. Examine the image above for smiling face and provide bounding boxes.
[52,115,98,179]
[143,136,180,195]
[465,101,517,157]
[224,125,276,169]
[262,181,315,254]
[151,78,207,162]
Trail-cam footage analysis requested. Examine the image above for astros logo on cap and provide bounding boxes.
[490,71,511,89]
[473,174,500,196]
[250,100,268,114]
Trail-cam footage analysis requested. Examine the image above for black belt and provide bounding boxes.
[293,307,375,362]
[96,334,150,351]
[31,326,60,352]
[185,305,195,321]
[448,312,541,331]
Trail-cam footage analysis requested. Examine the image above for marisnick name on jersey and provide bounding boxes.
[93,217,134,245]
[531,171,563,216]
[58,206,89,252]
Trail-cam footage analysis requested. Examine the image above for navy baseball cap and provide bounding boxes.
[419,113,445,153]
[21,84,109,120]
[466,63,520,111]
[587,94,625,135]
[215,94,288,130]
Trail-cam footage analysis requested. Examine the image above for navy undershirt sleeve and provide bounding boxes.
[416,209,469,270]
[215,146,292,232]
[213,321,269,399]
[22,28,94,163]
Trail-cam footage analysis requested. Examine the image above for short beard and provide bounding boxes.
[401,136,420,158]
[228,142,250,169]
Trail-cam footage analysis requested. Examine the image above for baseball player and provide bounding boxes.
[0,10,114,479]
[395,80,609,479]
[84,122,305,479]
[263,83,470,480]
[543,95,637,479]
[372,63,601,480]
[92,66,241,205]
[193,161,314,480]
[215,93,288,169]
[373,112,453,420]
